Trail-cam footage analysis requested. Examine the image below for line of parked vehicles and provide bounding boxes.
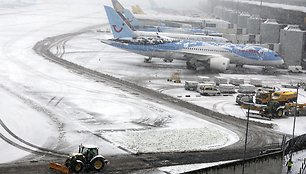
[184,76,262,96]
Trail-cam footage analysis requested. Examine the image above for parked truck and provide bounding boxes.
[229,77,244,86]
[219,84,236,94]
[238,84,256,93]
[214,76,227,86]
[185,81,198,91]
[198,76,211,83]
[250,78,262,87]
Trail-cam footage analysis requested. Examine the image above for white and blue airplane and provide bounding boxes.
[101,6,284,72]
[111,0,226,43]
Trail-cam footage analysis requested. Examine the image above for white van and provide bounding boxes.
[197,83,221,96]
[288,66,302,73]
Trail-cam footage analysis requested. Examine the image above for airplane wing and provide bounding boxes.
[174,50,230,72]
[174,49,222,61]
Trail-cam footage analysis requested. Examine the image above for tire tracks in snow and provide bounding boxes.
[0,119,68,158]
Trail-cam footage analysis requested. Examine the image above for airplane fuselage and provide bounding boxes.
[102,38,284,67]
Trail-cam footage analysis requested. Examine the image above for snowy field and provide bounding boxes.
[62,28,306,173]
[63,31,306,137]
[0,0,239,165]
[0,0,306,173]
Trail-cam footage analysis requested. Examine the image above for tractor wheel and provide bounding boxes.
[71,160,84,173]
[276,109,284,117]
[91,158,105,171]
[64,158,70,167]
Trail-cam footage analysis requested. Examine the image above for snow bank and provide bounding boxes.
[159,160,237,174]
[104,127,234,153]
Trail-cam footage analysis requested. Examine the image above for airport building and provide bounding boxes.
[211,2,306,68]
[280,25,306,66]
[260,19,284,44]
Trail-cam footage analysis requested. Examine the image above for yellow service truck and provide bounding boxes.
[255,91,297,105]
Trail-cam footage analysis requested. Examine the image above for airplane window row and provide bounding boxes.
[206,23,217,28]
[186,47,228,53]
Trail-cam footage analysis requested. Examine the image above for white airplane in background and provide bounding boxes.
[126,1,231,32]
[111,0,223,37]
[101,6,284,72]
[111,0,229,46]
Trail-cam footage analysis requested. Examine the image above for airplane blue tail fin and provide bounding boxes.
[104,6,137,39]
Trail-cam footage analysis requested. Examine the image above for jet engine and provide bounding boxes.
[209,57,230,72]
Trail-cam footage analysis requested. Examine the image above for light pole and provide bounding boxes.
[290,82,300,159]
[242,95,252,174]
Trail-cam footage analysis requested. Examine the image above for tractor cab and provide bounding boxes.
[79,144,99,162]
[79,145,98,156]
[63,144,108,173]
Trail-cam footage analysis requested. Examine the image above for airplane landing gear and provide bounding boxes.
[144,57,152,63]
[186,59,207,71]
[163,58,173,63]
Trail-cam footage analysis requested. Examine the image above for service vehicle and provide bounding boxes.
[284,103,306,116]
[185,81,198,91]
[271,91,297,105]
[214,76,227,86]
[288,65,302,73]
[236,93,253,105]
[238,84,256,93]
[198,76,211,83]
[49,144,108,173]
[229,77,244,86]
[219,84,236,94]
[250,78,262,87]
[167,71,181,83]
[197,83,220,96]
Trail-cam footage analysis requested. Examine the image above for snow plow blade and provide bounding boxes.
[49,162,69,174]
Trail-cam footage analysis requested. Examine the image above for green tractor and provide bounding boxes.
[64,144,108,173]
[260,101,285,118]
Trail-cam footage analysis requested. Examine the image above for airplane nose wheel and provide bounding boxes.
[163,58,173,63]
[144,57,152,63]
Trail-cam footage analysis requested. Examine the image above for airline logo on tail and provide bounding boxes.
[104,6,137,39]
[112,24,124,33]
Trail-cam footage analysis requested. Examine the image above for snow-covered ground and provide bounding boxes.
[158,160,237,174]
[283,150,306,174]
[63,31,306,137]
[62,28,306,172]
[0,0,305,173]
[0,0,239,164]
